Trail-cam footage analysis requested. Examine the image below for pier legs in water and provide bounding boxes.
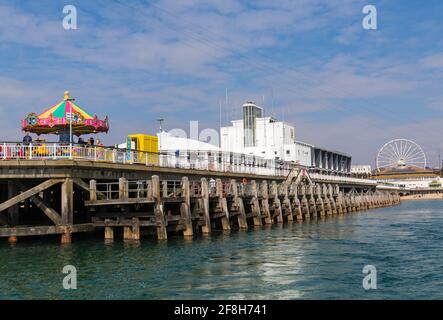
[78,176,401,244]
[105,227,114,241]
[61,178,73,244]
[8,236,17,244]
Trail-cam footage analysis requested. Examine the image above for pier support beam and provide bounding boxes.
[200,178,211,234]
[280,182,293,222]
[260,181,272,224]
[8,236,17,244]
[61,178,73,244]
[272,181,284,223]
[250,181,262,226]
[61,178,74,225]
[216,179,231,231]
[231,180,247,230]
[153,175,167,240]
[104,226,114,241]
[119,177,128,200]
[61,232,71,245]
[180,177,193,238]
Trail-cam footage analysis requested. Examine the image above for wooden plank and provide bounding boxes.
[0,223,95,237]
[13,180,62,226]
[92,217,156,227]
[84,198,155,206]
[0,179,63,213]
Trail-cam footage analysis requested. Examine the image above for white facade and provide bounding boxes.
[351,165,372,175]
[221,106,301,163]
[220,102,352,172]
[157,131,220,152]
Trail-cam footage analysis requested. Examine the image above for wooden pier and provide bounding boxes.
[0,160,400,244]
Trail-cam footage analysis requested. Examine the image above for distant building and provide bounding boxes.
[351,165,372,177]
[221,101,352,173]
[373,167,443,189]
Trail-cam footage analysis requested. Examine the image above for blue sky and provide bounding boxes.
[1,0,443,166]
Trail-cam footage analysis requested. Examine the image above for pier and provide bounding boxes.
[0,144,401,244]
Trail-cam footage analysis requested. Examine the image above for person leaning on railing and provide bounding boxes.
[96,139,105,160]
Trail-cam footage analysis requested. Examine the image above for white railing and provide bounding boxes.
[0,142,290,177]
[309,172,377,185]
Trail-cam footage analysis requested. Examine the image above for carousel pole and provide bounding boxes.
[65,91,75,160]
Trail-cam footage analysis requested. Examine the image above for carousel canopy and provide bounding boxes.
[21,91,109,136]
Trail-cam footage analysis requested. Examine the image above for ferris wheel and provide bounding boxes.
[376,139,426,171]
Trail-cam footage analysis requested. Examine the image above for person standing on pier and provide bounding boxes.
[22,133,32,145]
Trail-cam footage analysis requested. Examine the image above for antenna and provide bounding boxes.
[157,118,164,132]
[225,88,228,123]
[219,99,222,133]
[271,88,275,118]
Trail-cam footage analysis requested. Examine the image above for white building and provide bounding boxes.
[221,102,352,172]
[221,102,305,163]
[351,165,372,176]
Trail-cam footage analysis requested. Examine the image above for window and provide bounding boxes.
[286,150,290,154]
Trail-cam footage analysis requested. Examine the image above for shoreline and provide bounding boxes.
[401,194,443,200]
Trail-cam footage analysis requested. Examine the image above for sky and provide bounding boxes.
[1,0,443,167]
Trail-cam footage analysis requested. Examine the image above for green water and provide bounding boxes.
[0,200,442,299]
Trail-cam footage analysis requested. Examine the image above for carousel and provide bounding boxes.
[21,91,109,143]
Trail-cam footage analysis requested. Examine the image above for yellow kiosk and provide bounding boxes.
[126,134,159,165]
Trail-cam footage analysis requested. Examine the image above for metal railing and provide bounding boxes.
[0,142,291,177]
[309,172,377,185]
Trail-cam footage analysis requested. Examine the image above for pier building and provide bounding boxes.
[351,165,372,178]
[221,102,352,173]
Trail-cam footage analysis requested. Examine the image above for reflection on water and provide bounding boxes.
[1,200,443,299]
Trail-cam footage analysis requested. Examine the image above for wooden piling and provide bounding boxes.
[8,236,17,244]
[180,177,193,237]
[216,179,231,231]
[119,177,128,200]
[153,175,167,240]
[231,179,247,230]
[104,226,114,241]
[61,178,74,225]
[200,178,211,234]
[272,181,284,223]
[260,181,272,224]
[89,179,97,201]
[250,180,262,226]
